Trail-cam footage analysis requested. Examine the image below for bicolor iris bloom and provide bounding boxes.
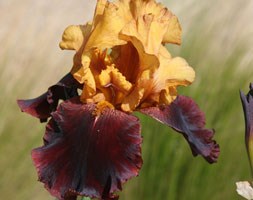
[17,0,219,199]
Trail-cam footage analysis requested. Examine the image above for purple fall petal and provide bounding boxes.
[140,95,219,163]
[32,97,142,200]
[17,73,81,122]
[17,92,50,122]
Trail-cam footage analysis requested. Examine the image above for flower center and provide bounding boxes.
[74,47,138,110]
[93,100,115,116]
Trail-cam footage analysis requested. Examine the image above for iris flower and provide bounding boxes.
[240,83,253,175]
[17,0,219,199]
[237,83,253,199]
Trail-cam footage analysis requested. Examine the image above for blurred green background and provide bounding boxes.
[1,0,253,199]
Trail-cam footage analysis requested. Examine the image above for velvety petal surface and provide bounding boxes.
[32,97,142,200]
[140,95,219,163]
[17,73,80,122]
[240,83,253,172]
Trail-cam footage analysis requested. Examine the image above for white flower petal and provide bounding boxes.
[236,181,253,200]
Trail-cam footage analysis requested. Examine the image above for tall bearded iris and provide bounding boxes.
[17,0,220,199]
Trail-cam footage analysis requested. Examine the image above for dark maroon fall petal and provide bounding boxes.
[240,83,253,170]
[140,95,219,163]
[32,97,142,200]
[17,73,81,122]
[17,92,50,122]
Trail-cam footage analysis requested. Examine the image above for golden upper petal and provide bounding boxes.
[92,0,107,29]
[60,0,194,112]
[119,33,159,73]
[85,1,132,51]
[59,23,92,51]
[120,0,181,55]
[153,51,195,92]
[120,8,168,56]
[162,15,182,45]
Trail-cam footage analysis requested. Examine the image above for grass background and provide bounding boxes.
[1,0,253,199]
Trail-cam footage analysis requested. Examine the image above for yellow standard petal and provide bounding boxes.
[59,0,194,113]
[92,0,107,28]
[153,51,195,92]
[120,0,180,55]
[85,0,132,51]
[59,23,92,51]
[162,15,182,45]
[118,0,178,82]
